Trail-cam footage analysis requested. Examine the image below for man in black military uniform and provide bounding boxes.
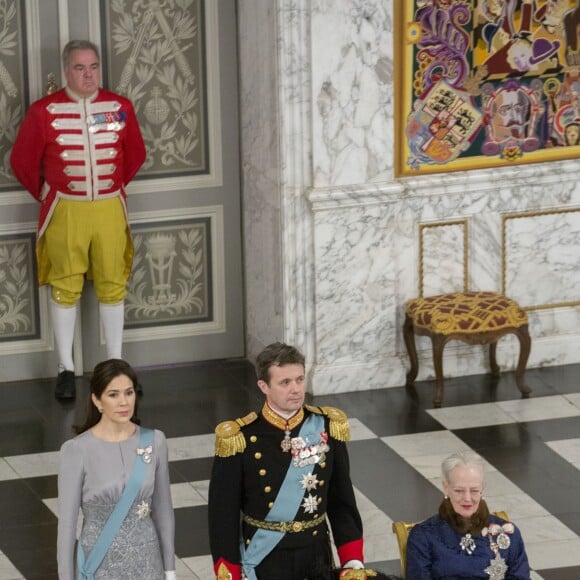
[208,342,366,580]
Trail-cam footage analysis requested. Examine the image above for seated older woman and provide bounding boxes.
[406,450,530,579]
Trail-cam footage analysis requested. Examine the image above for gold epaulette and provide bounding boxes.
[214,411,258,457]
[305,404,350,442]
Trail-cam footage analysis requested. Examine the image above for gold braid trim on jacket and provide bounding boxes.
[214,411,258,457]
[305,404,351,442]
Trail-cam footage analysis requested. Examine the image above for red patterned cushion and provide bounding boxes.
[405,291,528,335]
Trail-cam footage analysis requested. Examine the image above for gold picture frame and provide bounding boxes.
[394,1,580,177]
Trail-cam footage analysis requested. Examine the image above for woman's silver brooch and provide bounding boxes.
[137,444,153,464]
[137,500,150,519]
[460,533,476,555]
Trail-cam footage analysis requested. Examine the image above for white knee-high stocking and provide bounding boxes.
[50,299,77,372]
[99,301,125,359]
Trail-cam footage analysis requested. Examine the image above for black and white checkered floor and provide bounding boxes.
[1,360,579,579]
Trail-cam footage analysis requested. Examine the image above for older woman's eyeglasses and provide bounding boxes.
[450,488,483,499]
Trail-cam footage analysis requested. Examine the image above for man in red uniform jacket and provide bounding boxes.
[208,342,366,580]
[11,40,146,399]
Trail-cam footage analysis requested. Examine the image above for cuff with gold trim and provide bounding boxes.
[214,558,241,580]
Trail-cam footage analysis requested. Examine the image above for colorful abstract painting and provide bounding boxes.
[395,0,580,176]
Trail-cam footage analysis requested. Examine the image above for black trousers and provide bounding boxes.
[254,536,334,580]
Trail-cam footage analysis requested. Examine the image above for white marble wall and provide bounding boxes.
[312,0,394,185]
[239,0,580,395]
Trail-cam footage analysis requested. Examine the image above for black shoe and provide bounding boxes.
[55,370,76,400]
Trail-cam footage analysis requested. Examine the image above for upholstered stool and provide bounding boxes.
[403,291,532,407]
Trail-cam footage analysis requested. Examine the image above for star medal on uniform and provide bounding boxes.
[460,533,476,555]
[484,551,508,579]
[281,421,292,452]
[301,472,319,491]
[137,444,153,464]
[136,500,150,519]
[302,493,319,514]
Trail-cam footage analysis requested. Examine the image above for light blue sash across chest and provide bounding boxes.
[241,413,325,580]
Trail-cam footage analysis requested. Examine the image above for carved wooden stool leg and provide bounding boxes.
[489,342,500,376]
[431,333,448,408]
[514,324,532,397]
[403,314,419,386]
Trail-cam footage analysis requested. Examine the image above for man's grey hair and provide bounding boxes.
[62,40,100,68]
[441,450,485,483]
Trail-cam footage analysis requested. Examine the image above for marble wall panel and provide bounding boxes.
[504,209,580,310]
[311,0,393,187]
[419,221,467,297]
[469,211,503,292]
[313,203,396,363]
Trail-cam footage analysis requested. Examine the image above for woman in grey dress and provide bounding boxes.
[57,359,176,579]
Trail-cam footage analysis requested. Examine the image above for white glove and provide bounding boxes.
[342,559,365,569]
[165,572,177,580]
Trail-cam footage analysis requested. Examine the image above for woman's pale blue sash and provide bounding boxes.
[76,427,154,580]
[241,413,325,580]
